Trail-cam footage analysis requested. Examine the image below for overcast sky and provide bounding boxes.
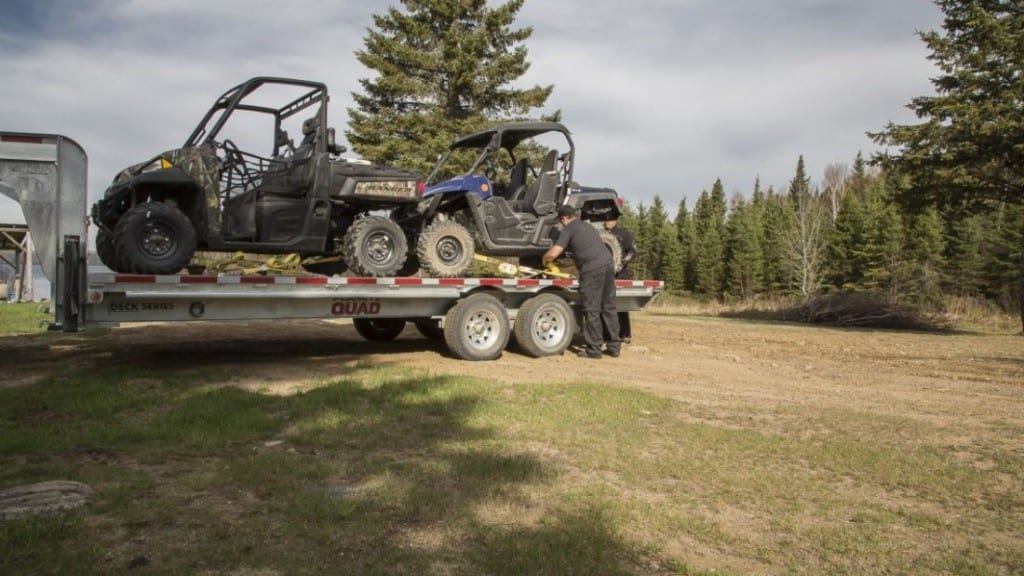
[0,0,943,225]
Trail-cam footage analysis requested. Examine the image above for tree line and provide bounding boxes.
[618,153,1023,315]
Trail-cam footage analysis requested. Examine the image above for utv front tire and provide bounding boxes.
[112,201,196,275]
[417,220,475,278]
[343,216,408,277]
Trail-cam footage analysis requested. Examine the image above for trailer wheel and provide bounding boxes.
[413,318,444,341]
[513,293,575,357]
[343,216,408,277]
[95,229,123,272]
[113,201,197,275]
[353,318,406,342]
[444,293,509,361]
[417,220,475,278]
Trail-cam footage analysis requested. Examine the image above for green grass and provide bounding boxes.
[0,302,50,335]
[1,333,1022,573]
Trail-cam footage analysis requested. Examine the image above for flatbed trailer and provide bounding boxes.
[1,131,662,360]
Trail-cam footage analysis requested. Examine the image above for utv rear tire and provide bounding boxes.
[112,201,196,275]
[343,216,408,277]
[95,229,122,272]
[417,220,475,278]
[353,318,406,342]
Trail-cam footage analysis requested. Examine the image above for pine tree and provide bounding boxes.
[693,180,727,298]
[760,187,795,294]
[658,224,686,291]
[724,193,764,300]
[825,189,870,290]
[645,196,672,281]
[347,0,554,173]
[943,209,986,296]
[901,207,946,306]
[674,199,698,292]
[984,202,1024,315]
[871,0,1024,211]
[862,180,905,302]
[788,155,811,206]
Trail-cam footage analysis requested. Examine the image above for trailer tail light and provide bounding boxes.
[416,180,425,196]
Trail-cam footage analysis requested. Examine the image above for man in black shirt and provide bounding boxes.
[604,216,636,343]
[542,205,621,359]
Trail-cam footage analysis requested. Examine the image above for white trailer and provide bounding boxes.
[0,131,662,360]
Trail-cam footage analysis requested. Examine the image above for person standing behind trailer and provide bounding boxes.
[543,205,621,359]
[604,216,636,343]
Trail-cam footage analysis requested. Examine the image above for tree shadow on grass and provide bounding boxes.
[1,341,676,574]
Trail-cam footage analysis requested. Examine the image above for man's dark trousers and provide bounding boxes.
[579,265,621,356]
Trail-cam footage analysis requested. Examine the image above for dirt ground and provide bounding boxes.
[6,313,1023,452]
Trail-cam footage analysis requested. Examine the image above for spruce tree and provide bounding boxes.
[871,0,1024,211]
[347,0,554,173]
[944,209,986,297]
[693,180,727,298]
[984,203,1024,314]
[645,196,672,281]
[760,187,795,294]
[901,207,947,306]
[825,189,870,290]
[675,199,698,292]
[724,194,764,300]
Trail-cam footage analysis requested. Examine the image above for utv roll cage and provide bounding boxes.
[183,76,343,158]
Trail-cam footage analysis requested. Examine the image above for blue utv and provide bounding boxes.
[398,121,625,277]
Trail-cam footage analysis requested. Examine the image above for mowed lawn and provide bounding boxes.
[1,303,1022,575]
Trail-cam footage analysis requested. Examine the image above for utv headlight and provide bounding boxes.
[139,157,173,173]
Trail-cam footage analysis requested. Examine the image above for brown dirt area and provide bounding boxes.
[5,312,1022,451]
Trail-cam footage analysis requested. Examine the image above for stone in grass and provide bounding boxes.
[0,480,93,519]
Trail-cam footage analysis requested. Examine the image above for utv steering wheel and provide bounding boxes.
[220,139,250,183]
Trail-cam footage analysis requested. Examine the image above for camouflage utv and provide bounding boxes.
[91,77,423,276]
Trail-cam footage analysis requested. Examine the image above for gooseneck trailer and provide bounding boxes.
[1,132,662,360]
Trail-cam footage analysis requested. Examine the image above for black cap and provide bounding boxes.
[556,205,577,218]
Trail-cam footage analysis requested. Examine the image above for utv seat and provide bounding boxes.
[258,117,319,197]
[513,149,558,215]
[502,158,529,201]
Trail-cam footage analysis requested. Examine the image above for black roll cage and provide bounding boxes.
[183,76,329,158]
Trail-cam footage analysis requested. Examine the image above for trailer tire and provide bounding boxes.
[95,229,122,272]
[353,318,406,342]
[113,201,196,275]
[343,216,408,277]
[417,220,475,278]
[444,293,509,361]
[513,293,575,357]
[413,318,444,341]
